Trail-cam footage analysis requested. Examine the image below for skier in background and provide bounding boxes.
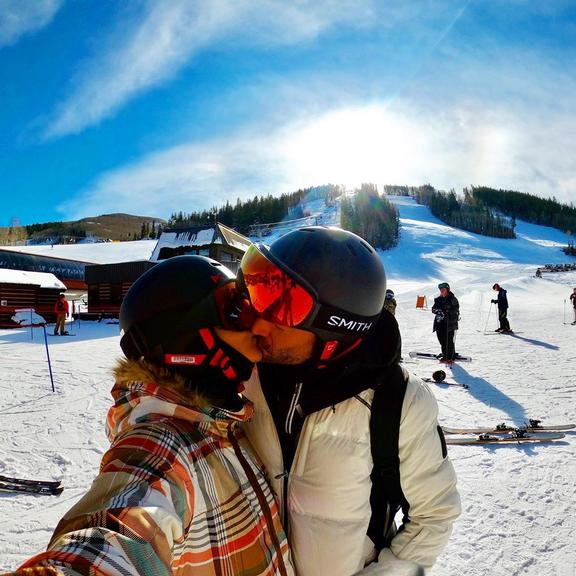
[53,293,69,335]
[570,287,576,325]
[383,288,397,316]
[432,282,459,363]
[491,283,512,333]
[7,256,293,576]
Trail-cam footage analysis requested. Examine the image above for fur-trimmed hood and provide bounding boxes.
[106,357,253,443]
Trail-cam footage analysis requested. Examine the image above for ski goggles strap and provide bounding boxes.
[238,244,317,328]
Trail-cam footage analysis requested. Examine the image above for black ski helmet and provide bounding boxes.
[432,370,446,383]
[238,226,386,361]
[120,255,254,383]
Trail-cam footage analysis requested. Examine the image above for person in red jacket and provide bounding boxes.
[53,293,69,335]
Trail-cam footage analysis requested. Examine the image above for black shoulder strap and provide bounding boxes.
[367,364,409,552]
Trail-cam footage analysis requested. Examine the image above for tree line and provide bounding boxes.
[341,183,399,249]
[412,185,516,238]
[470,186,576,235]
[169,186,340,235]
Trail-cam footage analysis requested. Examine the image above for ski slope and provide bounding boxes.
[1,196,575,575]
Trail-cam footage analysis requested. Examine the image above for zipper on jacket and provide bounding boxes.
[282,381,304,531]
[285,382,303,435]
[227,425,289,576]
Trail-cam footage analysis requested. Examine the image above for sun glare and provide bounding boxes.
[280,105,428,189]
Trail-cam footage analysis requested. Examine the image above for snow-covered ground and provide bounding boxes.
[1,197,575,575]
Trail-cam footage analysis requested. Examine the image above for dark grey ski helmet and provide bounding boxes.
[238,226,386,361]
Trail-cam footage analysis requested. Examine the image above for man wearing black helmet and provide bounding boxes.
[237,227,460,576]
[432,282,460,363]
[8,256,294,576]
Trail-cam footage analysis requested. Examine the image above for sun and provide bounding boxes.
[280,104,428,189]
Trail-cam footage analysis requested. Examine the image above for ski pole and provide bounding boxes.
[563,299,566,324]
[483,302,493,333]
[42,324,56,393]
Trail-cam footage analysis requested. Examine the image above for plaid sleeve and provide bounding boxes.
[14,423,192,576]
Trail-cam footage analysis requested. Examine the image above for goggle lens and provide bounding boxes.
[214,283,257,331]
[239,245,315,327]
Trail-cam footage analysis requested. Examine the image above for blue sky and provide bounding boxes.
[1,0,575,225]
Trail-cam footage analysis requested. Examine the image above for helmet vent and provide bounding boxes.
[360,240,374,253]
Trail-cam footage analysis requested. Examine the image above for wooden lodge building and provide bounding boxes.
[84,260,157,316]
[150,222,251,273]
[84,223,252,317]
[0,268,67,327]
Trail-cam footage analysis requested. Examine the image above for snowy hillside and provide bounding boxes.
[1,197,575,575]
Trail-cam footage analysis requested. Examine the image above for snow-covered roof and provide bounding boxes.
[0,268,66,289]
[150,223,251,261]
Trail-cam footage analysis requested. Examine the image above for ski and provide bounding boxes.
[443,420,575,435]
[408,352,472,362]
[483,331,522,335]
[0,480,63,496]
[49,333,76,337]
[0,473,62,489]
[422,378,469,389]
[445,431,565,445]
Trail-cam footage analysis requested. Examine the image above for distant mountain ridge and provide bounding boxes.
[0,213,167,245]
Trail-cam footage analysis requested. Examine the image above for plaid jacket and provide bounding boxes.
[9,360,293,576]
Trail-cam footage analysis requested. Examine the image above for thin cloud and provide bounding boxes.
[0,0,64,48]
[43,0,384,139]
[60,89,576,221]
[55,1,576,215]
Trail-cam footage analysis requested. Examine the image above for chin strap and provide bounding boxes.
[163,328,238,381]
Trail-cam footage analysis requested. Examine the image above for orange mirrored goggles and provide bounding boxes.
[213,282,258,331]
[237,244,316,328]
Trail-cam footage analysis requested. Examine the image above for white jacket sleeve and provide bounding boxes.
[388,374,461,567]
[354,549,424,576]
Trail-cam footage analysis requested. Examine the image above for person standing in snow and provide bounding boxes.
[491,283,512,333]
[383,288,397,316]
[570,287,576,325]
[237,228,460,575]
[8,256,293,576]
[431,282,460,363]
[53,293,69,335]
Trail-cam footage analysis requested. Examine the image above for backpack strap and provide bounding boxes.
[367,363,409,552]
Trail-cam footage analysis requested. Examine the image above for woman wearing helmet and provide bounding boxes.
[13,256,294,576]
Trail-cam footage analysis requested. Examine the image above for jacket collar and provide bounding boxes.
[107,358,253,441]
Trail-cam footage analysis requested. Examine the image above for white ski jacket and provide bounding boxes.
[243,367,460,576]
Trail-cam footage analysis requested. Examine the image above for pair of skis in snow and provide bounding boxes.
[408,351,472,363]
[441,420,574,445]
[408,352,470,388]
[0,473,63,495]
